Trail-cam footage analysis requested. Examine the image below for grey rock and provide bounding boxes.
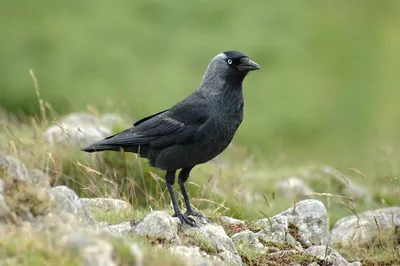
[43,112,118,146]
[32,210,86,234]
[186,224,242,266]
[107,221,132,235]
[169,246,214,266]
[273,199,331,247]
[63,231,116,266]
[80,198,132,213]
[305,246,350,266]
[50,186,95,225]
[276,177,313,199]
[220,216,244,225]
[307,263,320,266]
[29,169,50,188]
[255,218,287,243]
[129,243,143,266]
[100,113,124,128]
[322,165,372,202]
[134,211,178,242]
[332,207,400,247]
[232,230,266,254]
[0,179,11,221]
[0,153,29,181]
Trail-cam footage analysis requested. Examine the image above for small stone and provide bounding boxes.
[50,186,94,225]
[273,199,331,246]
[169,245,214,266]
[220,216,245,225]
[255,218,286,243]
[0,180,11,221]
[331,207,400,247]
[0,153,29,181]
[186,224,242,265]
[107,221,132,235]
[80,198,132,213]
[29,169,50,188]
[43,112,115,146]
[134,211,178,242]
[305,246,350,266]
[232,230,266,255]
[276,177,313,199]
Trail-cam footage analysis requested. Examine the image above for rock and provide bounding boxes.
[0,179,11,221]
[307,263,320,266]
[129,243,144,266]
[43,112,123,146]
[220,216,245,225]
[107,221,132,235]
[169,246,215,266]
[305,246,350,266]
[232,230,266,254]
[50,186,95,225]
[322,165,372,202]
[62,231,117,266]
[100,113,124,128]
[276,177,313,199]
[134,211,178,242]
[31,210,87,234]
[185,224,242,266]
[0,153,29,181]
[29,169,50,188]
[331,207,400,247]
[80,198,132,213]
[255,217,287,243]
[273,199,331,247]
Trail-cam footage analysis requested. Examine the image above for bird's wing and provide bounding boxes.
[99,94,211,149]
[133,109,169,127]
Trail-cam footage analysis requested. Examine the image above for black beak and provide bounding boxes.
[237,57,261,71]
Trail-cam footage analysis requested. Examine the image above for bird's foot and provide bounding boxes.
[185,209,211,224]
[173,212,197,227]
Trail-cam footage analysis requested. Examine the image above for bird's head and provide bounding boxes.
[201,51,260,88]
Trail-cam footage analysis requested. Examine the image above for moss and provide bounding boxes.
[91,207,148,225]
[220,219,262,237]
[182,230,218,255]
[240,249,317,266]
[109,240,137,266]
[2,177,52,223]
[0,229,80,266]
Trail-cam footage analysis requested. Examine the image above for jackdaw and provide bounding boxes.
[82,50,260,226]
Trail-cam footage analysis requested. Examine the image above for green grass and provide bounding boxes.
[1,1,400,170]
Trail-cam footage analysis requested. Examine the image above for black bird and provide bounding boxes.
[82,51,260,226]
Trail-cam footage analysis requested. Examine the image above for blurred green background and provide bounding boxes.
[1,0,400,172]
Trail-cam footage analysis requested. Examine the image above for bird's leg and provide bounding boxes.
[165,170,196,226]
[178,167,210,223]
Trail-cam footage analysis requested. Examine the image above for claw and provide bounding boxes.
[185,210,211,224]
[173,212,198,227]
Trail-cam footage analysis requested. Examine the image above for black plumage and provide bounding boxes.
[82,50,260,225]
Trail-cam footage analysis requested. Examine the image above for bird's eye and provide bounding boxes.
[227,59,233,65]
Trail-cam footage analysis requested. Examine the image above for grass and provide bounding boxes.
[1,104,400,264]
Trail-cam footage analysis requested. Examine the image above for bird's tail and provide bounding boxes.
[81,144,121,153]
[81,128,143,154]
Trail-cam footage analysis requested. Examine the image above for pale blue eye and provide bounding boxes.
[227,59,233,65]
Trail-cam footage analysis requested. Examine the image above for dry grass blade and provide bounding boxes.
[149,171,165,183]
[305,192,354,200]
[52,121,72,138]
[348,167,366,179]
[76,161,103,175]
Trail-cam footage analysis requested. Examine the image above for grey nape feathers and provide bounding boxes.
[82,50,260,226]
